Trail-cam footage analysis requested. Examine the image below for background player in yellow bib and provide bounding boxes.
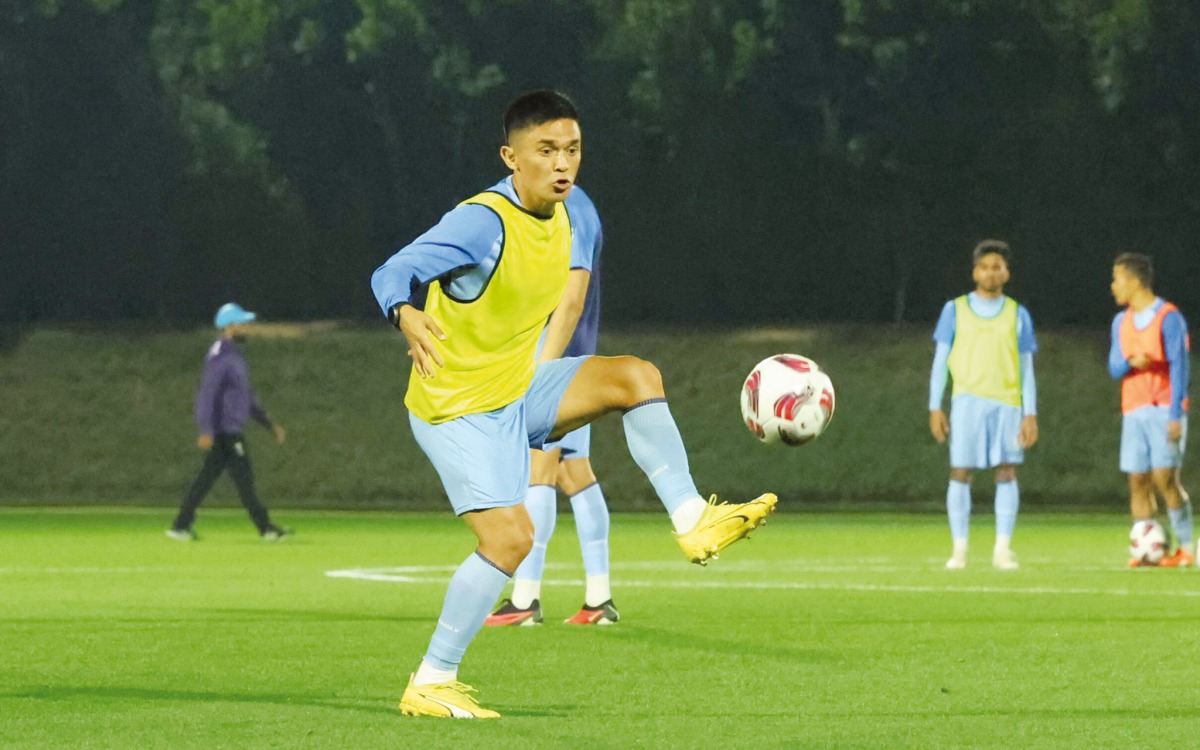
[929,240,1039,570]
[370,90,776,719]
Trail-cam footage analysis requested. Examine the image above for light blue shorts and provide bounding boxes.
[948,394,1025,470]
[408,356,590,515]
[1120,407,1187,474]
[542,423,591,460]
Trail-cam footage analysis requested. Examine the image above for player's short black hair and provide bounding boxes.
[502,90,579,143]
[972,239,1011,265]
[1114,251,1154,289]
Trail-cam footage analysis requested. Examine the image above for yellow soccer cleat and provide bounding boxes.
[676,493,778,565]
[398,674,500,719]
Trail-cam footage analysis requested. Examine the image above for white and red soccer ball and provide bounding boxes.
[1129,519,1167,565]
[740,354,836,446]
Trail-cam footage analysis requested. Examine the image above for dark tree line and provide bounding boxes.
[2,0,1197,327]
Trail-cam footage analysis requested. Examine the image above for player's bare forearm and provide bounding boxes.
[538,304,584,363]
[538,269,590,363]
[1019,415,1039,449]
[1168,420,1182,443]
[929,409,949,444]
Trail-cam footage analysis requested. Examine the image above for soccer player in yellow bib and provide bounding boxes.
[929,240,1039,570]
[370,90,776,719]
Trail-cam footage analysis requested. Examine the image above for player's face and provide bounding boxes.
[972,253,1009,295]
[225,322,250,341]
[1111,265,1138,306]
[501,118,581,216]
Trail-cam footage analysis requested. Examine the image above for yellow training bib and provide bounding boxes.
[405,190,572,423]
[947,295,1021,407]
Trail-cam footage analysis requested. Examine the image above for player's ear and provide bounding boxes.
[500,144,517,171]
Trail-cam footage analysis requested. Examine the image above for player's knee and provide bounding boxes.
[618,356,664,403]
[561,472,600,496]
[561,476,597,497]
[484,529,533,572]
[1150,469,1177,492]
[1155,481,1182,502]
[509,533,534,564]
[1130,473,1153,493]
[509,518,536,560]
[950,469,972,483]
[995,466,1016,483]
[557,460,597,495]
[475,512,535,569]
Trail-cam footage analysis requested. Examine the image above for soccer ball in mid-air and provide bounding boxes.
[740,353,836,446]
[1129,519,1168,566]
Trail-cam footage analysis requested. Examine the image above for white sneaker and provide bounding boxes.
[165,528,197,541]
[260,527,290,542]
[992,548,1019,570]
[945,555,967,570]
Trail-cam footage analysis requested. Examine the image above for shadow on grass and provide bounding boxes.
[1,608,430,625]
[3,685,392,715]
[4,685,578,719]
[210,607,430,624]
[495,705,577,718]
[591,624,838,663]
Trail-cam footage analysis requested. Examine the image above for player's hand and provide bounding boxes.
[398,305,446,379]
[197,434,214,451]
[1019,415,1039,449]
[930,410,949,444]
[1168,420,1183,443]
[273,424,287,445]
[1128,353,1151,370]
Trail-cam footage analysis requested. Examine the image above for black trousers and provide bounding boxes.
[173,433,272,533]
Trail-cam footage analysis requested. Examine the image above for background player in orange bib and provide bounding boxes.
[1109,252,1192,567]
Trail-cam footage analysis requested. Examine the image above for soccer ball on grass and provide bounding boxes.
[1129,519,1167,566]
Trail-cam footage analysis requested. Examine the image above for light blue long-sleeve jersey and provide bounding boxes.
[370,178,601,319]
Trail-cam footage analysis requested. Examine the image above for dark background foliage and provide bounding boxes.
[3,0,1197,328]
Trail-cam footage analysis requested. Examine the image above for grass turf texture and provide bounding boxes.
[3,324,1190,509]
[2,509,1198,748]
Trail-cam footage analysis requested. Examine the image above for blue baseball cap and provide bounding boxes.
[214,302,257,329]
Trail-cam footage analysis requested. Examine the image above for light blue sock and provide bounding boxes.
[423,551,511,671]
[513,485,557,584]
[995,480,1019,540]
[622,400,701,515]
[570,483,610,577]
[947,480,971,543]
[1168,500,1193,546]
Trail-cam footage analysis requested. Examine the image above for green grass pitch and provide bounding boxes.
[2,508,1199,748]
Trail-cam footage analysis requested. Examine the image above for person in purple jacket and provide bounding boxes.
[167,302,289,541]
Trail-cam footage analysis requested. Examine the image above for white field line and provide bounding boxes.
[0,560,1135,575]
[324,564,1200,597]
